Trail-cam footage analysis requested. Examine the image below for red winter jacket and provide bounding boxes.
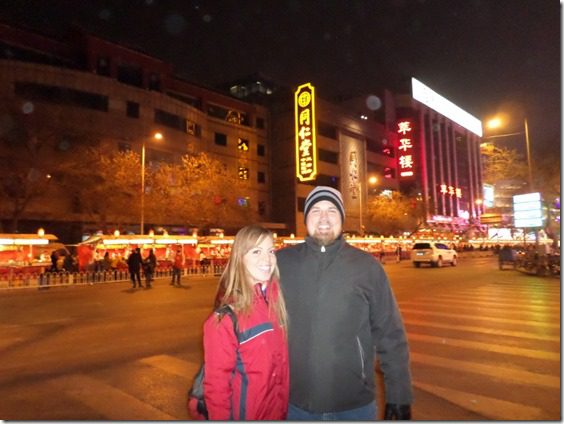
[202,281,289,420]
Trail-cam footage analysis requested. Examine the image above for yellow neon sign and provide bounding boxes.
[295,83,317,181]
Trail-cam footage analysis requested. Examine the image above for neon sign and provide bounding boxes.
[397,119,415,178]
[295,83,317,181]
[439,184,463,198]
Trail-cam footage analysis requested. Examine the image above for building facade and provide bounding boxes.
[0,25,484,242]
[0,24,271,242]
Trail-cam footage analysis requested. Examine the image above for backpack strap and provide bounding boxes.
[215,304,240,342]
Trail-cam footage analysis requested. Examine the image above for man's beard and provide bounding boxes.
[312,230,338,246]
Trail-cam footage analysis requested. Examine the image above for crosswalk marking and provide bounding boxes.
[401,297,561,312]
[407,332,560,360]
[400,302,559,323]
[400,308,560,329]
[403,319,560,342]
[413,381,544,420]
[410,351,560,389]
[49,374,176,420]
[440,291,561,303]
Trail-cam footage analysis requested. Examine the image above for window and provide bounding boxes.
[257,144,265,157]
[96,56,110,76]
[208,104,250,126]
[187,120,201,137]
[167,91,202,110]
[257,171,266,183]
[155,109,187,132]
[126,101,140,118]
[215,132,227,146]
[238,167,249,180]
[318,121,338,139]
[14,82,108,111]
[117,63,143,87]
[256,117,265,129]
[148,73,161,91]
[318,148,339,164]
[238,138,249,152]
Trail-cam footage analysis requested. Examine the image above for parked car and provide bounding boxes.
[411,242,457,268]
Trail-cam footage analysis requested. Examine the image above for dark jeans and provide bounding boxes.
[171,267,181,284]
[287,401,377,421]
[129,270,141,286]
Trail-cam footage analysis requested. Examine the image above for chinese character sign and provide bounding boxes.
[396,119,415,178]
[295,83,317,181]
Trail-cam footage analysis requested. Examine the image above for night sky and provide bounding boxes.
[3,0,561,155]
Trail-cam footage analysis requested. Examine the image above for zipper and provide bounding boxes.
[356,336,366,380]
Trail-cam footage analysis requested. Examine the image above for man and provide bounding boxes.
[127,248,143,289]
[171,248,184,286]
[276,186,412,420]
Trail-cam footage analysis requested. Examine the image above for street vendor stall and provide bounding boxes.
[77,234,199,271]
[0,233,67,275]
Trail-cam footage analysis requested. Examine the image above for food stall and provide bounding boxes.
[0,233,67,276]
[77,234,199,271]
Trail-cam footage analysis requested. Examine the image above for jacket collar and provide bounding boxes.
[304,234,345,254]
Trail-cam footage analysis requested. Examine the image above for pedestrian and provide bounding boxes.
[276,186,413,420]
[143,248,157,288]
[50,250,58,272]
[201,224,289,420]
[171,248,184,286]
[127,248,143,288]
[102,251,112,271]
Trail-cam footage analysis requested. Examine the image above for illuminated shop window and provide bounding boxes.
[238,138,249,151]
[238,167,249,180]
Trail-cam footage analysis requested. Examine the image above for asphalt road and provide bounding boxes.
[0,255,560,420]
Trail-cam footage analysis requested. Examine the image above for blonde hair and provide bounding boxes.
[215,224,288,331]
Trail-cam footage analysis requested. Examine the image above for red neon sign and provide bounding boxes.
[396,120,415,178]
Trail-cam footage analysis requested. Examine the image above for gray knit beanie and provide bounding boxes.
[304,186,345,222]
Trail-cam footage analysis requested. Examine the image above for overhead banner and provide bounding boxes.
[295,83,317,182]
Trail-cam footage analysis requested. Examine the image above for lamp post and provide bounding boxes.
[140,132,163,235]
[484,117,533,189]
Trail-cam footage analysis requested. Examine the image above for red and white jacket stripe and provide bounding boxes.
[203,281,289,420]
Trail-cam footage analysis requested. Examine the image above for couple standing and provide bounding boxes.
[198,186,412,420]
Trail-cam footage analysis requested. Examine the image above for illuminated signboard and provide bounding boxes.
[397,119,415,178]
[483,184,494,208]
[439,184,463,198]
[295,83,317,181]
[513,192,543,228]
[411,77,483,137]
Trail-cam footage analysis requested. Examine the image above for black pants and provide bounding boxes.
[130,270,141,286]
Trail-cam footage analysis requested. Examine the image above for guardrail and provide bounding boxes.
[0,265,226,290]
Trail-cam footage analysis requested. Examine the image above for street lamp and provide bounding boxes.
[485,117,533,189]
[140,132,163,235]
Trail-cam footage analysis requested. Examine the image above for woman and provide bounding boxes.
[202,225,289,420]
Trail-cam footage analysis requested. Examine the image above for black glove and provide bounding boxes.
[384,403,411,420]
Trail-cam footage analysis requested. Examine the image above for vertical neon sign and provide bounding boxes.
[397,119,415,178]
[295,83,317,181]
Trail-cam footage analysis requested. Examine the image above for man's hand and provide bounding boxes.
[384,403,411,420]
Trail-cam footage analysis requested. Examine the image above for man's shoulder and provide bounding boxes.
[275,243,305,260]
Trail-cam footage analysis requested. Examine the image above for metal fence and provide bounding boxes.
[0,264,226,290]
